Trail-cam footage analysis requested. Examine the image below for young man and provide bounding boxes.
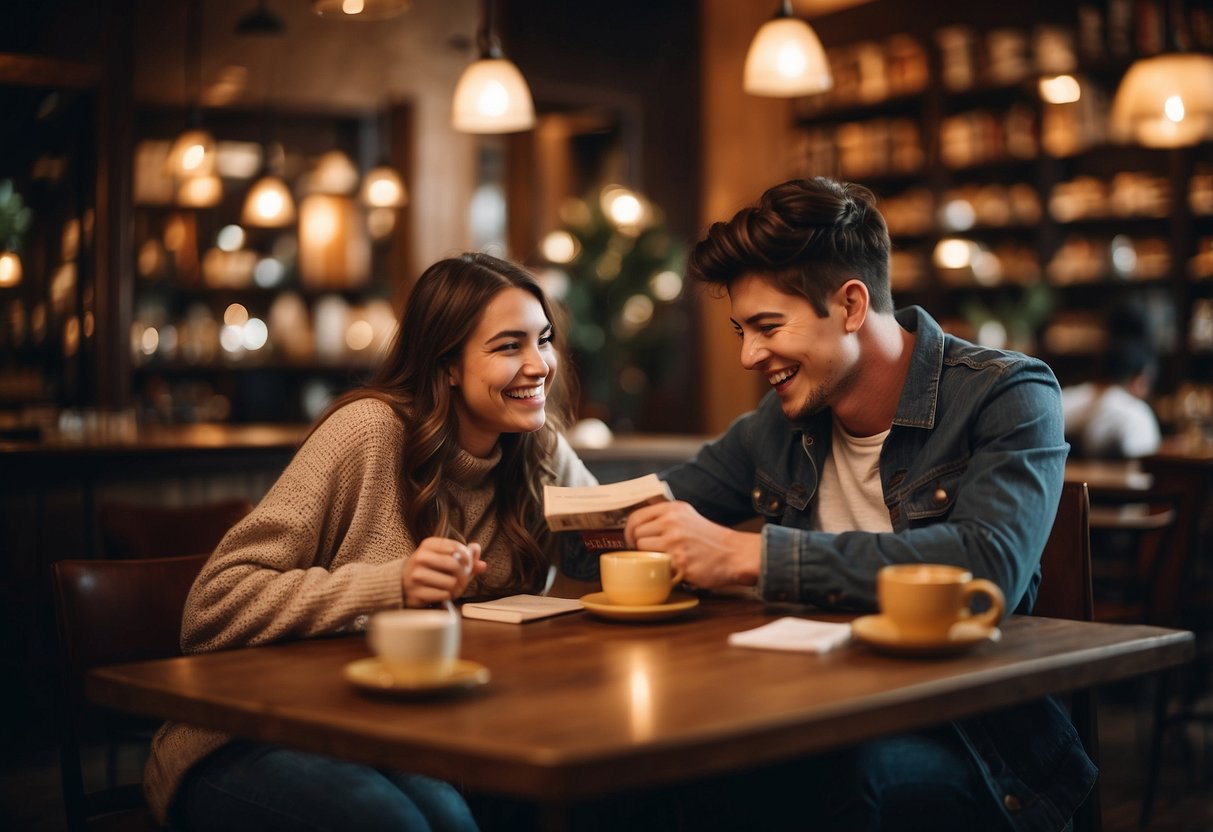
[625,177,1095,830]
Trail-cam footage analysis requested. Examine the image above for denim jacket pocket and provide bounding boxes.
[900,466,965,524]
[750,473,790,519]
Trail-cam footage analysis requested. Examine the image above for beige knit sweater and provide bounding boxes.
[143,397,597,823]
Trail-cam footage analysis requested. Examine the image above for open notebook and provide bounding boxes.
[460,594,584,624]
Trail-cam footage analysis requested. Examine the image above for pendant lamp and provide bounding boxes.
[362,107,407,208]
[311,0,411,20]
[452,0,534,133]
[1111,1,1213,148]
[0,250,22,288]
[168,0,221,205]
[244,146,296,228]
[744,0,833,98]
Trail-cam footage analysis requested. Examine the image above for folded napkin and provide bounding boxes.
[728,617,852,654]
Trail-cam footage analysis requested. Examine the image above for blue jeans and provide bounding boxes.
[519,727,987,832]
[172,741,479,832]
[825,729,985,831]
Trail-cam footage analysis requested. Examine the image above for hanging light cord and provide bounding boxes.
[476,0,503,60]
[185,0,203,127]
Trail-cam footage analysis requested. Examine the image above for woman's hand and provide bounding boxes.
[401,538,487,608]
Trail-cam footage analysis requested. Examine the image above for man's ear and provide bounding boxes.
[838,279,869,333]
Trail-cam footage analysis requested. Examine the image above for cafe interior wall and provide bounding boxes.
[1,0,720,435]
[0,0,492,430]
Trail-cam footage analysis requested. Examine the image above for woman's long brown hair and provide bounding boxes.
[319,253,575,593]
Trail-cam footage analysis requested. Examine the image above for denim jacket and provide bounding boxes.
[659,307,1096,831]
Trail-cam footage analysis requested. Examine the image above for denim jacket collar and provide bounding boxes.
[893,306,943,430]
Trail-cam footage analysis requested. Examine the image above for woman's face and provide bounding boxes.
[449,287,556,457]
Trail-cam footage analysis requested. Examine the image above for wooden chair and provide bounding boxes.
[1035,481,1101,832]
[1125,458,1211,828]
[51,554,209,832]
[99,498,252,559]
[1085,485,1181,627]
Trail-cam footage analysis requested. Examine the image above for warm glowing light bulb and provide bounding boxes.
[0,251,21,287]
[182,144,207,172]
[609,194,642,225]
[1039,75,1081,104]
[777,44,808,78]
[1164,95,1186,123]
[224,303,250,326]
[343,0,364,13]
[541,231,578,264]
[934,238,974,269]
[478,81,509,118]
[256,190,284,218]
[368,179,399,205]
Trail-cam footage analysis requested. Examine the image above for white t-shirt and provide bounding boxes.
[812,421,893,533]
[1061,382,1161,459]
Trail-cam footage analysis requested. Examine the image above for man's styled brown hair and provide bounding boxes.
[686,177,894,316]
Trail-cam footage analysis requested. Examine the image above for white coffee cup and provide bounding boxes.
[368,609,460,681]
[599,550,685,606]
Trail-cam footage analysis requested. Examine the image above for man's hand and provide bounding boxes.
[623,500,760,588]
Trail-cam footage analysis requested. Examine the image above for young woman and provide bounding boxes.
[145,253,598,832]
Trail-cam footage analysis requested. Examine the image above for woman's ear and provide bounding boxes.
[446,364,460,387]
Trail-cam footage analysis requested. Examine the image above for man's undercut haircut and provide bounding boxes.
[686,177,894,316]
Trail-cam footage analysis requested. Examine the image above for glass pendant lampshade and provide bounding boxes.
[311,0,411,20]
[744,0,832,98]
[1110,52,1213,148]
[177,173,224,208]
[166,128,217,178]
[361,164,407,208]
[452,58,534,133]
[243,174,296,227]
[452,0,534,133]
[0,250,22,288]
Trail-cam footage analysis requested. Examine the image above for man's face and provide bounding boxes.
[728,273,858,421]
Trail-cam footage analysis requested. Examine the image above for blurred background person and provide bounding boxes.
[1062,305,1161,459]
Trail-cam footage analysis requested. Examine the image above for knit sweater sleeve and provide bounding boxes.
[181,399,407,653]
[551,432,598,487]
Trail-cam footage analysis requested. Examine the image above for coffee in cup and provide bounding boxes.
[877,563,1005,641]
[368,608,460,681]
[599,550,685,606]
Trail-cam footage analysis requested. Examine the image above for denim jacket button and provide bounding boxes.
[752,487,763,502]
[933,487,948,503]
[1002,794,1022,812]
[767,499,781,512]
[826,591,842,605]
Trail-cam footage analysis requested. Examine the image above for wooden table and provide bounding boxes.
[88,599,1193,810]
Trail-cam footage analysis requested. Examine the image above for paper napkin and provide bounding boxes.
[727,617,852,654]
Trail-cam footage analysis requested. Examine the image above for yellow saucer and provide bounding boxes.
[579,591,699,622]
[343,657,490,695]
[850,614,1001,657]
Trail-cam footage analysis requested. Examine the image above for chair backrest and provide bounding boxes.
[52,554,209,832]
[1035,481,1093,621]
[99,498,252,559]
[1086,483,1183,627]
[1033,480,1101,832]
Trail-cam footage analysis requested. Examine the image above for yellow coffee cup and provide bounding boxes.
[877,563,1005,641]
[600,550,685,606]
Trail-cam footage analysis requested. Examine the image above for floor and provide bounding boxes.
[1,678,1210,831]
